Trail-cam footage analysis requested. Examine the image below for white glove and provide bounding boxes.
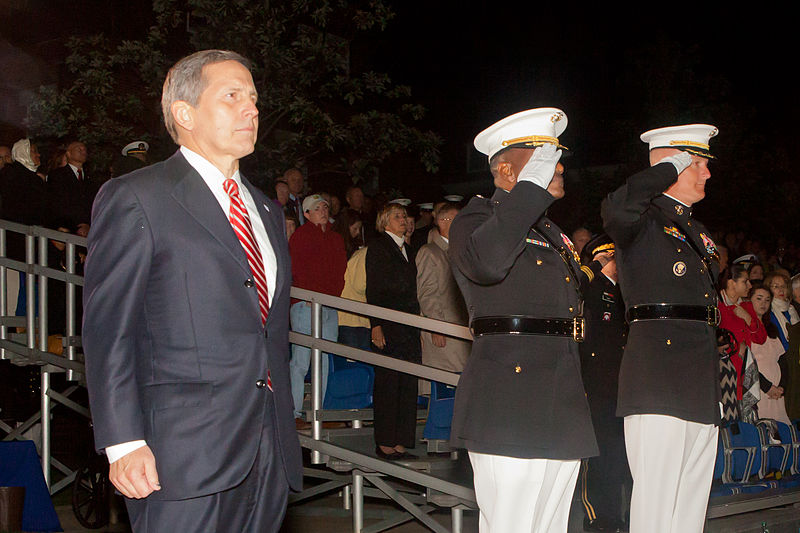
[516,143,562,189]
[660,151,692,175]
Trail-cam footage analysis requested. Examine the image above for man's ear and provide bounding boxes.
[496,161,517,187]
[172,101,195,133]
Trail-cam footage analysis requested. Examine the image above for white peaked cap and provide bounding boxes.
[640,124,718,159]
[474,107,568,161]
[389,198,412,206]
[122,140,149,156]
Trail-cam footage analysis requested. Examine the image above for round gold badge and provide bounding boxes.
[673,261,687,276]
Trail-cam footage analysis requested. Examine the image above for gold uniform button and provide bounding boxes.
[565,276,570,282]
[687,221,692,226]
[666,339,671,345]
[569,306,574,312]
[515,365,522,373]
[704,293,709,298]
[591,352,596,357]
[536,260,543,265]
[677,248,682,253]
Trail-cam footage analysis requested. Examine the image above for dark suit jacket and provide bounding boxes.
[82,151,302,501]
[47,164,100,231]
[365,232,420,356]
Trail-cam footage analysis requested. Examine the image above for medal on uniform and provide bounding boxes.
[663,226,686,242]
[700,232,718,257]
[526,237,550,248]
[673,261,687,276]
[603,312,611,321]
[560,233,581,263]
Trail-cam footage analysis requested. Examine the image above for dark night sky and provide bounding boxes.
[3,1,798,235]
[368,3,798,172]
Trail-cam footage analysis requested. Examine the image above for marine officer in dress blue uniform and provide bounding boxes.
[448,108,610,533]
[601,124,721,533]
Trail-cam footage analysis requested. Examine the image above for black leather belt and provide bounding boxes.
[625,304,720,326]
[470,315,585,342]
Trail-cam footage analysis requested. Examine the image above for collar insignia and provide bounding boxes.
[675,205,684,216]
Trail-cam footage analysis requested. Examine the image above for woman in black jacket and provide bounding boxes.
[366,203,421,459]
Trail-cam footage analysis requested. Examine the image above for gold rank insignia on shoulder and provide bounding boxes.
[673,261,687,276]
[675,205,684,215]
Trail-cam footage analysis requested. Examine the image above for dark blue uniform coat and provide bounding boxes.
[448,181,600,459]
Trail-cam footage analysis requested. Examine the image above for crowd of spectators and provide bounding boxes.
[5,137,800,456]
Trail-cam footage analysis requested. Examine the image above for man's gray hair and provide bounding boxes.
[792,273,800,291]
[161,50,252,143]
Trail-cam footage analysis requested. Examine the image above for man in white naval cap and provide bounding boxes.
[115,140,150,177]
[602,124,721,532]
[448,108,609,532]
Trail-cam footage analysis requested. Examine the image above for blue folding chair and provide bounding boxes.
[423,381,457,446]
[720,422,759,483]
[322,355,375,410]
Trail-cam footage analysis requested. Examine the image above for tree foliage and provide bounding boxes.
[28,0,441,188]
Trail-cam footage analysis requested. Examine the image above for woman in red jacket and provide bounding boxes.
[718,264,767,421]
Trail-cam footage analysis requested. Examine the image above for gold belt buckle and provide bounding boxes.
[572,316,585,342]
[707,306,720,326]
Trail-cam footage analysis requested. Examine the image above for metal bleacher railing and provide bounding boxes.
[6,219,800,531]
[0,219,477,533]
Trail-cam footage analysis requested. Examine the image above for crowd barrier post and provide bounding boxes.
[0,228,7,360]
[38,234,51,487]
[310,299,324,464]
[65,241,77,381]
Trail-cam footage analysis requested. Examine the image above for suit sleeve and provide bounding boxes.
[416,246,445,321]
[449,182,554,285]
[82,178,153,452]
[601,162,679,246]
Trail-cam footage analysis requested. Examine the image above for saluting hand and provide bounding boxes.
[516,143,562,190]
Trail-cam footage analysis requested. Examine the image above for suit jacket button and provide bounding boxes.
[256,379,266,389]
[244,279,255,288]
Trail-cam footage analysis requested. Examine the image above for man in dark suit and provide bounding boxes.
[602,124,720,532]
[448,108,608,533]
[47,140,98,237]
[82,49,302,532]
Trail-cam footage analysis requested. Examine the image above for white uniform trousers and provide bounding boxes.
[624,414,717,533]
[468,452,580,533]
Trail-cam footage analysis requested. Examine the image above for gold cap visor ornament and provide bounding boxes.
[474,107,568,162]
[640,124,718,159]
[122,140,149,156]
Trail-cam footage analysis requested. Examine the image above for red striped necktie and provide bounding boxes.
[223,179,270,324]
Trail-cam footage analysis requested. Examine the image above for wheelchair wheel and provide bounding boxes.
[71,453,111,529]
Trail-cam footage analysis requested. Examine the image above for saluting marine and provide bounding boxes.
[602,124,721,533]
[448,108,610,533]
